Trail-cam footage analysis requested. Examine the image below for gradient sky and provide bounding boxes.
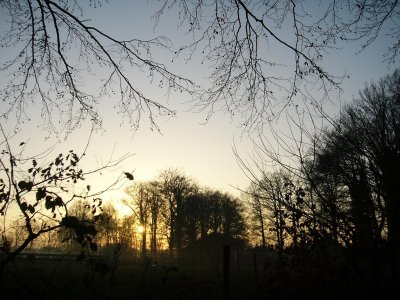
[0,1,398,216]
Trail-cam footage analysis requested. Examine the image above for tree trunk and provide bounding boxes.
[382,162,400,285]
[259,208,266,248]
[141,228,147,258]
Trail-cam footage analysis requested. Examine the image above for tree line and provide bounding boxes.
[242,69,400,289]
[2,69,399,267]
[1,167,247,263]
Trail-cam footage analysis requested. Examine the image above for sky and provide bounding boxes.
[0,0,398,217]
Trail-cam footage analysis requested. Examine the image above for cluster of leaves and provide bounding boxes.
[61,215,98,259]
[0,179,9,215]
[9,150,83,219]
[27,150,82,185]
[60,197,103,259]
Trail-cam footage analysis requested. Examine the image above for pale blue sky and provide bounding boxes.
[0,1,398,215]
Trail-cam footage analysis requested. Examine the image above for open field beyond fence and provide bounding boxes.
[1,247,394,300]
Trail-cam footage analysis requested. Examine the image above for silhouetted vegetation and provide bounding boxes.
[238,69,400,298]
[1,1,399,134]
[0,128,131,287]
[120,169,248,262]
[0,70,399,298]
[1,1,400,299]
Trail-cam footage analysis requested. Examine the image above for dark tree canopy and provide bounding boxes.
[238,69,400,289]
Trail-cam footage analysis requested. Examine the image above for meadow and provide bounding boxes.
[1,247,392,300]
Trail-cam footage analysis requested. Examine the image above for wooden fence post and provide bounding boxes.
[223,245,230,300]
[253,252,258,278]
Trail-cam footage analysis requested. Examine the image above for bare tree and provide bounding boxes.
[333,70,400,280]
[117,214,137,254]
[123,182,153,258]
[237,69,400,293]
[182,192,203,245]
[148,181,162,258]
[0,126,131,273]
[155,0,400,131]
[0,0,198,134]
[1,1,398,134]
[95,203,119,246]
[158,168,193,260]
[244,184,267,247]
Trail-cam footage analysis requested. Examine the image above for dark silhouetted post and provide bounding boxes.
[237,251,240,271]
[223,245,230,300]
[253,252,258,278]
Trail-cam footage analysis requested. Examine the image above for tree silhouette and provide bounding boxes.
[1,1,398,133]
[95,203,119,246]
[237,69,400,294]
[315,69,400,282]
[123,182,154,258]
[0,127,130,274]
[155,0,400,130]
[158,168,193,260]
[244,183,267,248]
[183,189,247,243]
[0,0,198,134]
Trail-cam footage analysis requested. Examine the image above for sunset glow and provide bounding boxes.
[0,1,398,299]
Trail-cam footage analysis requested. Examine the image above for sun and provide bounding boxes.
[137,225,145,234]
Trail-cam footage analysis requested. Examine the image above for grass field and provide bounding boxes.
[0,251,394,300]
[1,256,262,300]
